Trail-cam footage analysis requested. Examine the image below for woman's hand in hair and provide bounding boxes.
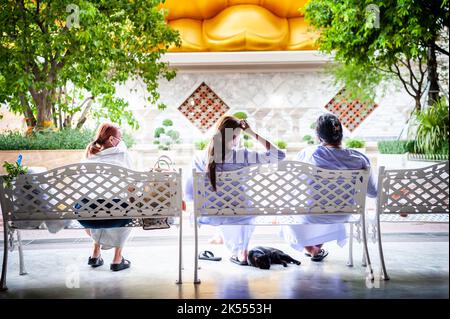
[240,120,275,151]
[240,120,256,137]
[239,120,249,130]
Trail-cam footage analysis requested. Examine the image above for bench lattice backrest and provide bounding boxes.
[0,163,182,222]
[193,161,370,216]
[377,161,449,215]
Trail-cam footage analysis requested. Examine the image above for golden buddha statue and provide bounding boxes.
[161,0,319,52]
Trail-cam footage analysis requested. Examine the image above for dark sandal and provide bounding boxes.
[311,249,329,262]
[230,255,248,266]
[88,256,104,268]
[110,258,131,271]
[199,250,222,261]
[305,247,324,257]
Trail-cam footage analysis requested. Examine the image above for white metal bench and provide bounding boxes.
[0,162,183,290]
[375,161,449,280]
[192,161,374,283]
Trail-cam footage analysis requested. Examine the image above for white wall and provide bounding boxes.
[1,63,416,146]
[115,68,415,145]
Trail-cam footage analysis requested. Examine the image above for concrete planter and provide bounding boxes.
[0,148,189,173]
[0,149,165,173]
[0,149,85,174]
[376,154,407,169]
[376,153,435,170]
[407,153,448,162]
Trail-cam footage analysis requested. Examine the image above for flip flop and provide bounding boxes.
[230,255,248,266]
[305,247,324,257]
[110,258,131,271]
[311,249,329,262]
[199,250,222,261]
[88,256,104,268]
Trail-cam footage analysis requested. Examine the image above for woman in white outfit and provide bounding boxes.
[80,123,132,271]
[280,114,377,261]
[184,116,286,265]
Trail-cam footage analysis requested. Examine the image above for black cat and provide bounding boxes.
[248,246,301,270]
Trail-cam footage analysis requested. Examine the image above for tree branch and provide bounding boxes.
[32,0,47,34]
[48,52,63,85]
[418,55,424,75]
[389,64,417,99]
[28,86,39,104]
[434,43,449,56]
[57,88,63,129]
[417,56,427,96]
[404,58,420,86]
[373,64,392,74]
[18,93,36,127]
[76,97,95,129]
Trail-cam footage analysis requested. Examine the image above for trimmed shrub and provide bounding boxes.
[162,119,173,127]
[154,127,165,138]
[0,129,135,150]
[302,135,315,144]
[233,112,248,120]
[345,138,365,149]
[275,140,287,149]
[377,140,415,154]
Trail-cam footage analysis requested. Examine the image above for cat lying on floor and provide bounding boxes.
[248,246,301,270]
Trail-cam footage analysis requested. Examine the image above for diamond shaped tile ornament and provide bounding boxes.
[178,82,230,133]
[324,88,378,132]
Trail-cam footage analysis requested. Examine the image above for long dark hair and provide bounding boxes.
[207,116,242,191]
[85,123,121,158]
[316,113,343,146]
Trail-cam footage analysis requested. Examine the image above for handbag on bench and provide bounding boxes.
[141,155,177,230]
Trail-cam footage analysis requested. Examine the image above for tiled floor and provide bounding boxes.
[0,223,448,299]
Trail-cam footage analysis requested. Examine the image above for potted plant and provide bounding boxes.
[411,97,449,161]
[377,98,450,169]
[2,159,50,228]
[153,119,181,159]
[344,138,366,153]
[2,160,28,189]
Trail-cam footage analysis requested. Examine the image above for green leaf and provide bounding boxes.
[0,1,181,129]
[2,161,28,188]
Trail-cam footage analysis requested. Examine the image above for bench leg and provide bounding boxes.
[361,251,367,267]
[347,223,354,267]
[1,222,8,291]
[176,215,183,284]
[17,230,27,276]
[376,214,390,280]
[193,215,200,285]
[361,214,374,281]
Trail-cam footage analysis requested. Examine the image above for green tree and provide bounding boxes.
[0,0,180,131]
[304,0,449,112]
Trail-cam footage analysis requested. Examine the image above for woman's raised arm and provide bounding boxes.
[240,120,286,163]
